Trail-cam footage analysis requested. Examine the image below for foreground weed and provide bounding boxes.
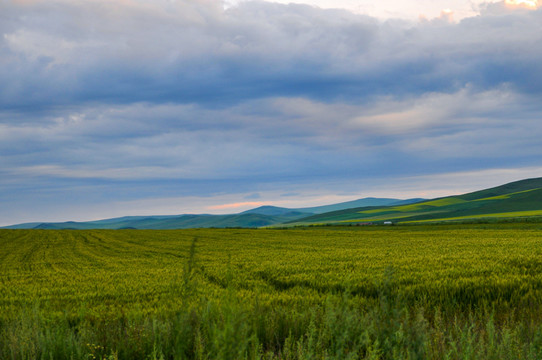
[2,226,542,359]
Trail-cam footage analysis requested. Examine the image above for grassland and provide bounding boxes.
[2,225,542,359]
[284,178,542,226]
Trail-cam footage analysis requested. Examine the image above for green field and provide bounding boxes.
[2,225,542,359]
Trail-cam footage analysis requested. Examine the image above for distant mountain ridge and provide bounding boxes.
[2,197,422,230]
[240,206,310,217]
[5,177,542,229]
[12,213,308,230]
[241,198,425,216]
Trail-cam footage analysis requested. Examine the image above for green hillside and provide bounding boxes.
[294,197,424,214]
[2,197,420,229]
[286,177,542,226]
[5,178,542,229]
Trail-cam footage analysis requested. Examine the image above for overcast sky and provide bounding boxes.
[1,0,541,225]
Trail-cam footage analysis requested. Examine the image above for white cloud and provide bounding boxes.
[226,0,489,20]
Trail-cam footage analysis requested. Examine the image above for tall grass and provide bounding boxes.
[2,226,542,359]
[4,278,542,359]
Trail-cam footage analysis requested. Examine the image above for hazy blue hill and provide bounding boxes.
[241,206,312,217]
[33,221,117,230]
[23,212,310,230]
[2,222,43,229]
[241,198,424,216]
[90,215,178,224]
[5,178,542,229]
[127,214,279,229]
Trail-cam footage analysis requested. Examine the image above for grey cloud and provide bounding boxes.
[3,85,541,188]
[2,1,542,225]
[1,0,541,110]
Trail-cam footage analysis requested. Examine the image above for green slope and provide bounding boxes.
[6,178,542,229]
[3,198,422,230]
[286,177,542,226]
[241,198,424,216]
[294,197,424,214]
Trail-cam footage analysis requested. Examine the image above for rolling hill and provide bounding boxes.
[5,177,542,229]
[13,213,309,230]
[240,198,424,216]
[3,197,421,229]
[296,197,425,214]
[284,177,542,226]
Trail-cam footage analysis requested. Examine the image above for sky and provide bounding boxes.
[1,0,542,225]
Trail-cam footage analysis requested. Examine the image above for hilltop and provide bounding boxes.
[285,177,542,226]
[2,197,421,230]
[4,177,542,229]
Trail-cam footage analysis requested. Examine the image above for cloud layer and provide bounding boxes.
[1,0,542,224]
